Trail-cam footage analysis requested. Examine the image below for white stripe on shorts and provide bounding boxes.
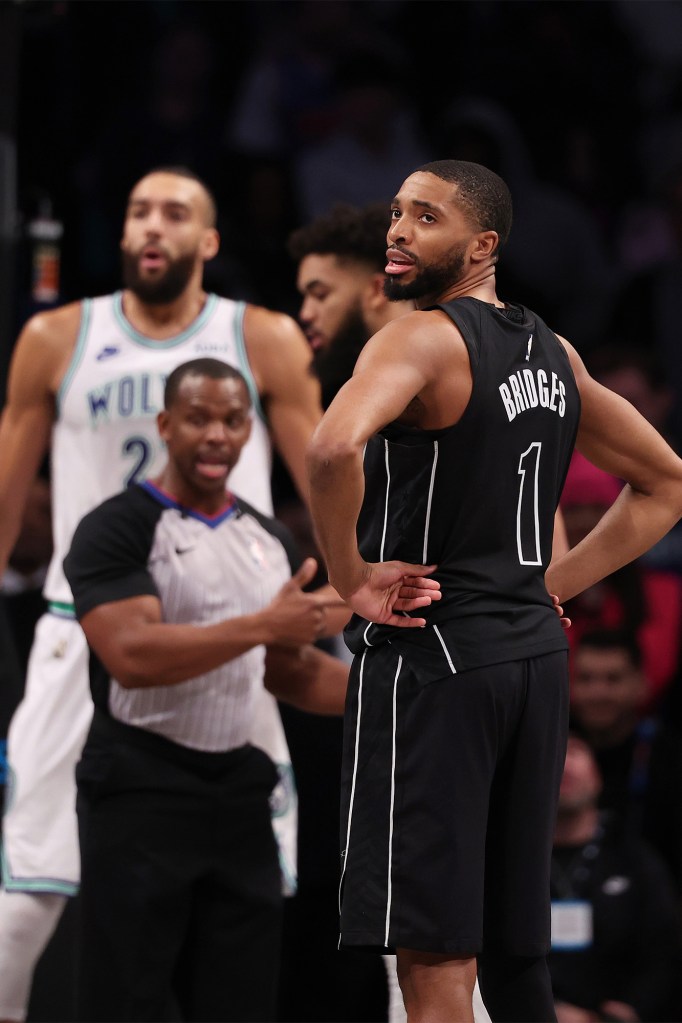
[384,654,402,946]
[339,649,367,919]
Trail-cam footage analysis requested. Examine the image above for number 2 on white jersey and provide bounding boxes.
[517,442,542,565]
[122,435,153,487]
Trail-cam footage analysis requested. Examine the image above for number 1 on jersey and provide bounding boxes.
[517,442,542,565]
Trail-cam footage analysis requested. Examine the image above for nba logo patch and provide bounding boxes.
[247,536,268,571]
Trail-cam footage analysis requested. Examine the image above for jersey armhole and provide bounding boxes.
[55,299,91,419]
[233,301,267,426]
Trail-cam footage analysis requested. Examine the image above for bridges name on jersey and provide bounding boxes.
[499,368,567,423]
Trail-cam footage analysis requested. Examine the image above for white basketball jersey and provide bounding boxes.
[46,291,273,605]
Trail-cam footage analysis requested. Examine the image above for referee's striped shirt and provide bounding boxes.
[64,481,299,752]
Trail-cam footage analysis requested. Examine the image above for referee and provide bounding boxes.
[63,357,345,1022]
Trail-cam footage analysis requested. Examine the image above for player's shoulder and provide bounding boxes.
[9,300,92,398]
[380,306,461,339]
[364,308,465,366]
[242,302,306,347]
[21,299,85,349]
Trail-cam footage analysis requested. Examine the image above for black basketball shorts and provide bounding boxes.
[338,644,569,956]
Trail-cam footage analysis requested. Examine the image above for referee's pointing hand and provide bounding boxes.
[264,557,330,647]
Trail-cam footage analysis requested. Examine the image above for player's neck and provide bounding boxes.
[368,299,414,334]
[121,286,209,341]
[416,267,502,310]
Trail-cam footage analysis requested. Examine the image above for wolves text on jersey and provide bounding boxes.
[86,372,167,427]
[499,369,566,423]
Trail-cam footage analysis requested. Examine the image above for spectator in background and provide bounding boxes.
[293,51,430,221]
[74,23,240,298]
[225,3,413,312]
[435,98,616,351]
[609,162,682,451]
[561,450,682,708]
[550,732,682,1023]
[587,346,676,447]
[569,629,682,896]
[226,0,359,160]
[587,345,682,577]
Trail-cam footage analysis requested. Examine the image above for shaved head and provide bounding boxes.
[128,167,217,227]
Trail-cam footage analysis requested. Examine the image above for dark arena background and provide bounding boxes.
[2,1,682,1019]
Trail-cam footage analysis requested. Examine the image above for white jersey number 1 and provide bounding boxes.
[517,442,542,566]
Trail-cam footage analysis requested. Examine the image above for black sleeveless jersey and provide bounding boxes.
[344,297,581,678]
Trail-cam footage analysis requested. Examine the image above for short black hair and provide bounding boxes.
[415,160,513,255]
[576,628,642,669]
[287,201,391,273]
[131,166,218,227]
[164,358,250,409]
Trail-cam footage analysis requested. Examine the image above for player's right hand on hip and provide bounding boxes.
[346,560,441,627]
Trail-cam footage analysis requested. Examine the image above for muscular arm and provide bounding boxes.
[0,304,79,575]
[243,304,352,630]
[264,643,348,715]
[552,509,569,561]
[243,304,322,504]
[79,559,327,688]
[307,311,457,608]
[546,340,682,602]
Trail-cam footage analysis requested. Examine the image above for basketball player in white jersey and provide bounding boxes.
[0,167,330,1022]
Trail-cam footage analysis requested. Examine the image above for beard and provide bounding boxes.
[384,245,466,303]
[312,307,369,410]
[122,249,196,304]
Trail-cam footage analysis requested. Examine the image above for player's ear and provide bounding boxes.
[157,409,170,443]
[363,273,387,313]
[200,228,220,262]
[470,230,498,264]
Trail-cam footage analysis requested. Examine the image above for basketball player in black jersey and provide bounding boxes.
[307,161,682,1023]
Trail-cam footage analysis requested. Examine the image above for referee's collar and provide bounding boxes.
[139,480,240,528]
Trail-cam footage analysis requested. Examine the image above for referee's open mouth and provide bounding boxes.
[195,455,230,480]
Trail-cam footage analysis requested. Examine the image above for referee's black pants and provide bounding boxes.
[75,711,283,1022]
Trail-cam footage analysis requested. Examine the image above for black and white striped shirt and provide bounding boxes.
[64,481,299,752]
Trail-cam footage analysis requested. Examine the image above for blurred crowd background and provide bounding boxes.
[3,1,682,1020]
[3,0,682,343]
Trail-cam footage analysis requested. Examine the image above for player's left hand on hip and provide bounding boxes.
[550,593,571,630]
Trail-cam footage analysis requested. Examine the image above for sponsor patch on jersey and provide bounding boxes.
[247,536,268,571]
[95,344,121,361]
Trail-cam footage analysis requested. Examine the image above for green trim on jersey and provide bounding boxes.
[233,302,267,425]
[0,769,80,896]
[113,291,219,348]
[56,298,92,418]
[48,600,76,619]
[1,846,79,896]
